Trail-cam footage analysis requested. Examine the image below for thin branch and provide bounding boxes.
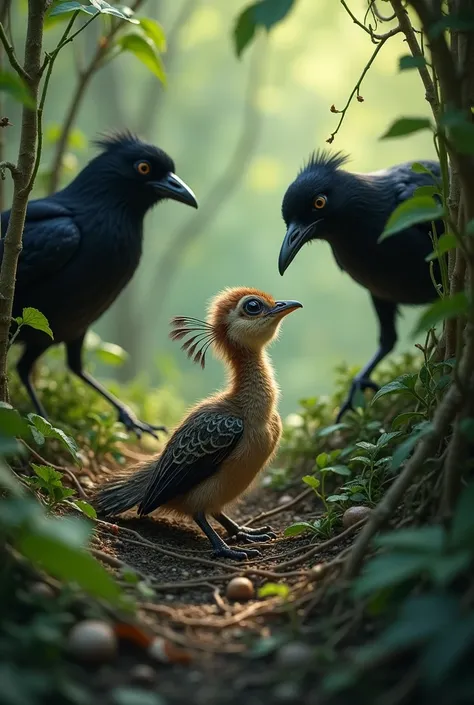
[327,28,399,144]
[340,0,397,43]
[0,160,19,179]
[0,20,30,82]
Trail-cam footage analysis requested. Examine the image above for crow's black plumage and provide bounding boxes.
[278,151,442,421]
[1,131,198,437]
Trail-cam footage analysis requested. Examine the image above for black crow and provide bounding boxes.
[1,131,198,437]
[278,151,442,421]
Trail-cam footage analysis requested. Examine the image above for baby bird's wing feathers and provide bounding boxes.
[138,411,244,514]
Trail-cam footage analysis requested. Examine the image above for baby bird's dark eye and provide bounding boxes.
[243,298,263,316]
[135,160,151,176]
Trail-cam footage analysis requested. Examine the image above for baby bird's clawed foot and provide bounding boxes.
[213,546,261,561]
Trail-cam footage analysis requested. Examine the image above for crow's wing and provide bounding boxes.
[0,199,81,287]
[138,411,244,514]
[391,160,444,237]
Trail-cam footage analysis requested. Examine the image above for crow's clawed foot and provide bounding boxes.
[213,546,261,561]
[233,531,275,544]
[117,408,167,439]
[336,376,380,423]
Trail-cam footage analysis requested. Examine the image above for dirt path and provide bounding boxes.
[89,467,356,705]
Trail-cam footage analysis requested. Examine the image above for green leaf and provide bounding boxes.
[73,500,97,519]
[118,31,166,84]
[233,0,296,57]
[31,463,63,486]
[18,517,122,603]
[375,526,445,553]
[420,615,474,686]
[377,431,402,448]
[323,464,351,476]
[381,117,432,139]
[257,582,290,599]
[372,375,417,403]
[426,233,457,261]
[94,342,128,366]
[411,161,435,175]
[450,483,474,550]
[20,308,53,339]
[399,54,427,71]
[411,293,469,338]
[49,1,98,18]
[392,411,426,428]
[302,475,320,489]
[139,17,166,51]
[0,71,35,108]
[283,522,313,537]
[439,109,474,155]
[327,494,349,502]
[353,553,430,597]
[414,185,440,199]
[0,402,30,438]
[429,552,472,585]
[380,196,444,241]
[316,452,328,469]
[391,422,433,470]
[27,414,80,463]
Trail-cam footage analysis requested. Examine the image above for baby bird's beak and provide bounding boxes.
[268,300,303,319]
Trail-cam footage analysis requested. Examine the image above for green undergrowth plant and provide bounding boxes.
[324,483,474,704]
[284,343,455,539]
[8,331,185,463]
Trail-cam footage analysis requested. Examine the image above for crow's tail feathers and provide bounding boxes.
[94,466,151,517]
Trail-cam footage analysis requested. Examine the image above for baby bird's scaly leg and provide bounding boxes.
[213,512,276,543]
[194,513,260,561]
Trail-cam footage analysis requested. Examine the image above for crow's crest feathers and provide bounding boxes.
[300,150,349,176]
[93,130,142,152]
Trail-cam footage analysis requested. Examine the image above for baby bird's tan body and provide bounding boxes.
[95,287,301,560]
[166,350,282,516]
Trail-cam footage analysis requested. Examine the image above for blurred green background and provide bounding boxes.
[4,0,435,418]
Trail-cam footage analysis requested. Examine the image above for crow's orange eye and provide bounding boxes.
[136,161,151,175]
[314,195,327,209]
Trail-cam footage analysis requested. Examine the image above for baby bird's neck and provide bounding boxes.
[225,347,279,423]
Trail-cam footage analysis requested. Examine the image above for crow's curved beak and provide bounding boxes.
[149,172,198,208]
[267,300,303,319]
[278,220,322,275]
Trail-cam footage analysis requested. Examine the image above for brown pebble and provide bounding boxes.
[226,577,255,601]
[68,620,118,663]
[30,581,54,599]
[130,664,155,687]
[342,505,371,529]
[278,494,293,505]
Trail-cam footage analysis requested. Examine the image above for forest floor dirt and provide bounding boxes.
[79,453,359,705]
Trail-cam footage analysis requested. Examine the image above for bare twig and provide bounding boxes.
[327,27,400,144]
[340,0,397,42]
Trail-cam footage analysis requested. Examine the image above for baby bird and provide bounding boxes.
[95,287,302,560]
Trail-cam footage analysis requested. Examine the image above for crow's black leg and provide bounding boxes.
[213,512,276,543]
[17,344,49,418]
[66,334,167,439]
[194,513,261,560]
[337,297,398,422]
